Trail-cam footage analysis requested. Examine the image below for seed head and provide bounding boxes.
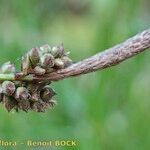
[0,43,71,112]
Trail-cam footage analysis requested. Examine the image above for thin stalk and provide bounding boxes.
[0,29,150,82]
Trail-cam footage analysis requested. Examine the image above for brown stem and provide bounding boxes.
[27,29,150,81]
[1,29,148,82]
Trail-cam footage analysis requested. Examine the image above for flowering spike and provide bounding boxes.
[0,43,72,112]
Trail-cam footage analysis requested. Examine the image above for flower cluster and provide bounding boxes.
[22,44,72,75]
[0,44,72,112]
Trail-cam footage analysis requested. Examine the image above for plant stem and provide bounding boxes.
[33,29,150,81]
[0,29,150,82]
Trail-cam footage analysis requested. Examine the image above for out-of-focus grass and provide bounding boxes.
[0,0,150,150]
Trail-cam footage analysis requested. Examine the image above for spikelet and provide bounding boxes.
[2,81,16,96]
[29,47,40,67]
[3,95,17,112]
[40,85,56,102]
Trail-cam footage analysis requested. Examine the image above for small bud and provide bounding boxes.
[57,43,65,57]
[40,53,54,68]
[40,86,56,102]
[33,66,46,76]
[2,81,16,96]
[51,44,64,58]
[21,54,32,75]
[54,58,65,69]
[61,56,72,67]
[51,46,60,58]
[40,44,51,54]
[15,87,31,101]
[18,100,30,112]
[31,92,39,102]
[31,101,46,112]
[29,47,40,67]
[0,61,16,74]
[3,95,17,112]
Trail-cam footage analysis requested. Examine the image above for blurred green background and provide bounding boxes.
[0,0,150,150]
